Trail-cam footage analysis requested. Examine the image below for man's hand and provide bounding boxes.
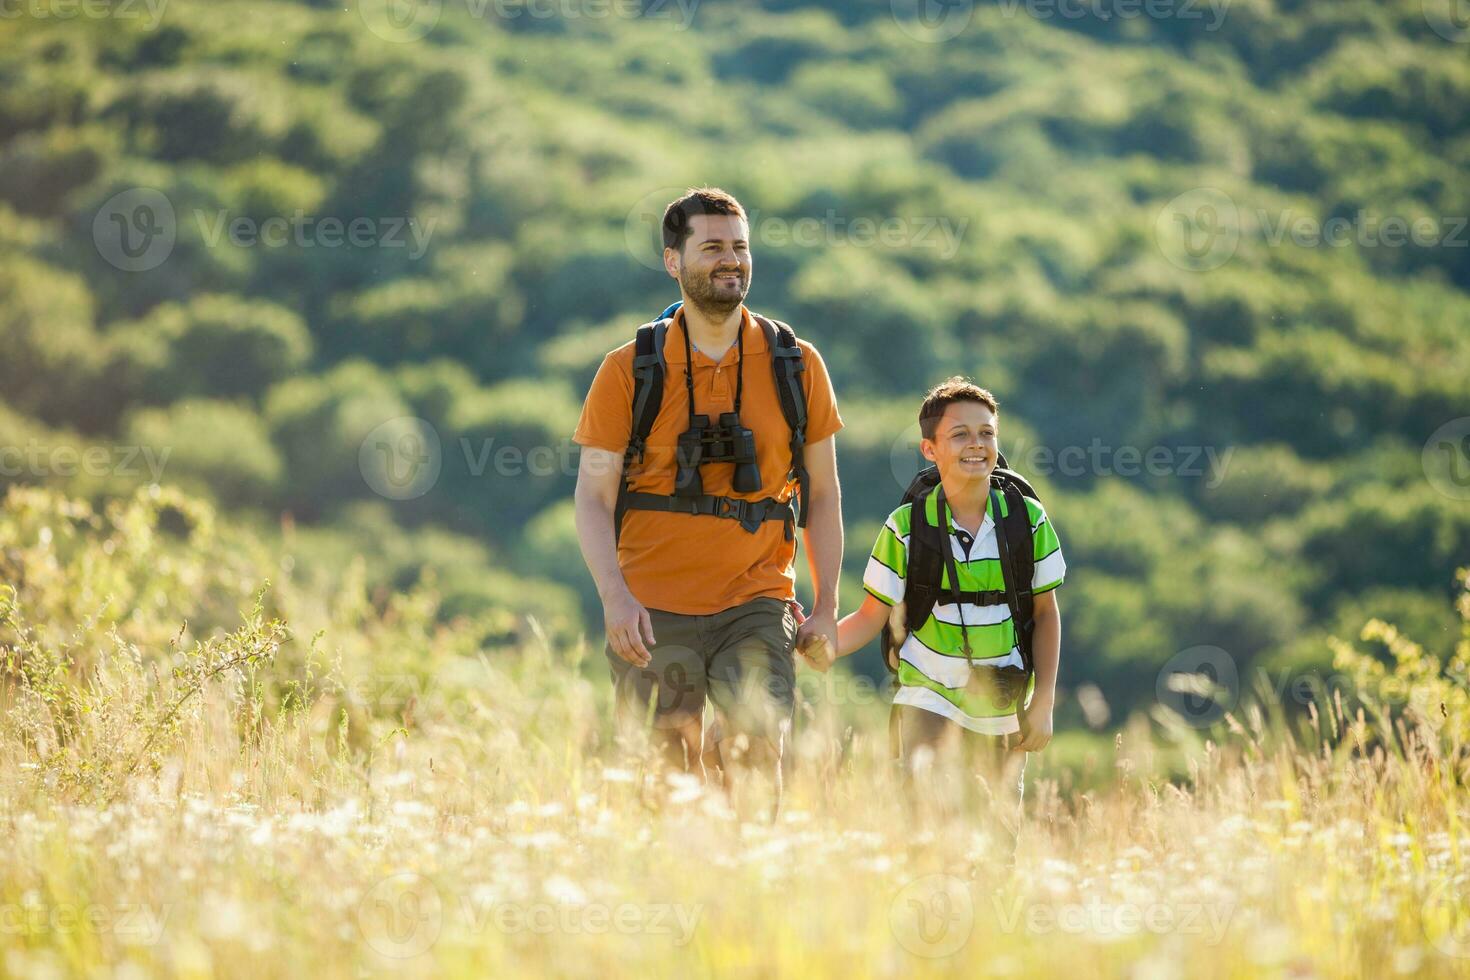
[576,447,654,666]
[603,587,655,667]
[795,610,837,672]
[796,630,836,672]
[1015,695,1054,752]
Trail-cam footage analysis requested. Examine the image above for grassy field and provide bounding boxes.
[1,486,1467,979]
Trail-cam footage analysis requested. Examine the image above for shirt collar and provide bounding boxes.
[936,487,996,542]
[663,306,767,364]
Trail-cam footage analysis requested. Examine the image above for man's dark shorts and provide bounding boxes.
[606,596,798,744]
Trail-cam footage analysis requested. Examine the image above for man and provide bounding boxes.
[573,187,843,809]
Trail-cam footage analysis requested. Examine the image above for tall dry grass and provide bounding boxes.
[0,486,1466,978]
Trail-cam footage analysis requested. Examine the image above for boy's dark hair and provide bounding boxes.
[662,187,748,254]
[919,377,1000,441]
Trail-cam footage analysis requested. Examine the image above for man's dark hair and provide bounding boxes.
[662,187,748,254]
[919,377,1000,441]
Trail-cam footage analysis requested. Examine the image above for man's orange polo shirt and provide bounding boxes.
[574,306,843,616]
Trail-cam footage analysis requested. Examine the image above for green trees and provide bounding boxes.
[2,0,1468,725]
[0,256,105,426]
[109,294,313,402]
[124,399,283,506]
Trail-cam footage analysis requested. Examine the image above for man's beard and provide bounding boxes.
[680,265,748,317]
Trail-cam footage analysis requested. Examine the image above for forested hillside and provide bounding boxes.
[3,0,1469,723]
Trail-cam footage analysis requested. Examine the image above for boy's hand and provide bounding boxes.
[1016,696,1054,752]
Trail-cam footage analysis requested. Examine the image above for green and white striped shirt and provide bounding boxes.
[863,488,1065,735]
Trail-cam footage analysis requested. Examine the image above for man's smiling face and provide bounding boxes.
[922,400,999,485]
[667,213,751,316]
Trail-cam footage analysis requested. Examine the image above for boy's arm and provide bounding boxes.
[797,592,888,672]
[1018,588,1060,751]
[838,593,890,657]
[798,503,905,672]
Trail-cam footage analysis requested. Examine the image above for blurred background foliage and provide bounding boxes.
[1,0,1467,730]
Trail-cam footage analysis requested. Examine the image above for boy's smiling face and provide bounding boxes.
[921,400,999,484]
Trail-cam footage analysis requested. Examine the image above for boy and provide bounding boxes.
[804,378,1064,844]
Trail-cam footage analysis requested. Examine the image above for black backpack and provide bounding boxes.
[615,304,809,542]
[880,456,1041,686]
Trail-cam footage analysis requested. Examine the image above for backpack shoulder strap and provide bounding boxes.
[880,468,939,673]
[902,487,947,635]
[626,319,669,465]
[990,481,1037,670]
[753,314,809,530]
[616,318,670,543]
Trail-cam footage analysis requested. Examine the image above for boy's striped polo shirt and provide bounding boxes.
[863,487,1065,735]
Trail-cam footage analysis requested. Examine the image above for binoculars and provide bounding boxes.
[674,412,761,496]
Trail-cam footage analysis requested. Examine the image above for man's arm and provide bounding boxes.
[1019,588,1060,751]
[795,434,842,655]
[573,446,655,667]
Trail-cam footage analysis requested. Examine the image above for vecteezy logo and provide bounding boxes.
[888,420,930,492]
[1424,0,1470,43]
[93,188,176,272]
[623,186,686,272]
[891,0,974,42]
[357,0,442,43]
[357,872,443,958]
[1154,188,1240,272]
[889,874,973,958]
[1423,418,1470,501]
[359,417,442,500]
[1157,645,1238,728]
[1422,877,1470,959]
[613,644,705,730]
